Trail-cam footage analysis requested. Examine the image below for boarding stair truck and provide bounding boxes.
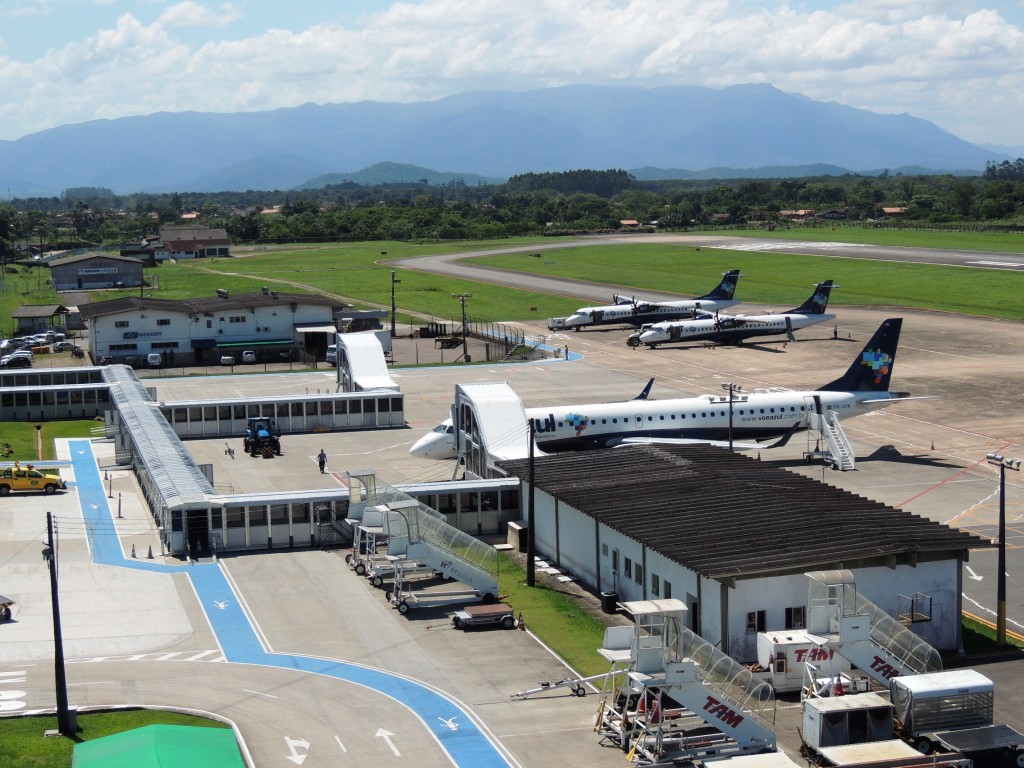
[891,669,1024,763]
[343,471,390,574]
[596,599,777,764]
[805,570,942,689]
[753,629,854,694]
[803,396,856,471]
[382,495,499,614]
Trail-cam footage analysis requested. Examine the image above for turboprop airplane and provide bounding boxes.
[628,280,836,349]
[410,318,905,460]
[546,270,740,331]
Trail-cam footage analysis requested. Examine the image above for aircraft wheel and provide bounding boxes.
[354,562,366,575]
[398,601,410,614]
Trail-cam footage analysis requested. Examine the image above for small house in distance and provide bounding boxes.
[154,227,232,260]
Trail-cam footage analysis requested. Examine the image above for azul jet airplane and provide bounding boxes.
[410,318,906,460]
[546,270,740,331]
[628,280,836,349]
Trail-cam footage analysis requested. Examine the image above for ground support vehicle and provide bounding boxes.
[386,556,495,615]
[242,417,281,458]
[0,462,66,495]
[512,672,611,699]
[452,603,517,630]
[365,560,438,588]
[891,670,1024,764]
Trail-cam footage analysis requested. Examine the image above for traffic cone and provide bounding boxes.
[518,612,525,631]
[931,441,935,450]
[834,679,844,696]
[131,544,136,558]
[637,694,646,716]
[147,546,154,559]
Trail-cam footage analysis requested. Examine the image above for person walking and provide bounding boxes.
[317,449,327,474]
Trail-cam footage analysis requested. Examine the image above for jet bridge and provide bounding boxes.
[805,570,942,688]
[596,599,777,764]
[453,381,541,479]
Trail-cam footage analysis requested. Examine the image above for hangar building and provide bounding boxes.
[498,444,989,660]
[49,252,145,291]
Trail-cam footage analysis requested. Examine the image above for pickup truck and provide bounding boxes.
[0,462,67,495]
[452,603,517,630]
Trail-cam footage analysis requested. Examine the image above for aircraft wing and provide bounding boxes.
[607,423,800,452]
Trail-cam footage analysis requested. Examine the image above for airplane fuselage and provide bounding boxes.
[410,388,899,460]
[636,312,836,347]
[548,299,738,331]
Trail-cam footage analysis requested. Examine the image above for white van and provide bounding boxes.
[146,353,162,367]
[325,344,337,364]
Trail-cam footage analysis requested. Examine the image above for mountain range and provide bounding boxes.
[0,84,1009,197]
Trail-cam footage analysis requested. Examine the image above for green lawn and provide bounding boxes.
[0,710,231,768]
[0,421,97,463]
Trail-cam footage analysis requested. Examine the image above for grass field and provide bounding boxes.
[0,421,97,463]
[0,710,231,768]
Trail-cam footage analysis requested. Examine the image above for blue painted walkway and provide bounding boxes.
[69,439,512,767]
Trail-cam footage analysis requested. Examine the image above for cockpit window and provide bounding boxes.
[433,424,450,434]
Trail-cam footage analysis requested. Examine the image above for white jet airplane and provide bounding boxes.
[629,280,836,348]
[546,270,740,331]
[410,318,906,460]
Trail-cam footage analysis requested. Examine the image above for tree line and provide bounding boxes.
[3,164,1024,255]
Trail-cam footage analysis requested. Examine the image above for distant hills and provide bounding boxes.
[0,84,1008,197]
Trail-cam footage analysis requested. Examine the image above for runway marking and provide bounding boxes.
[704,240,870,252]
[245,688,279,699]
[967,260,1024,268]
[71,651,227,664]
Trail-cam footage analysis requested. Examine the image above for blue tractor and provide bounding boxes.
[243,417,282,458]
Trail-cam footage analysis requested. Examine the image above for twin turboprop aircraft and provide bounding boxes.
[546,270,741,331]
[628,280,837,349]
[410,318,906,460]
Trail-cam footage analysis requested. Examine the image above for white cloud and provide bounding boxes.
[0,0,1022,145]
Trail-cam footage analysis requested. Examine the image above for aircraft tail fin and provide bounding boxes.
[821,318,903,392]
[699,269,741,301]
[788,280,835,315]
[632,378,655,400]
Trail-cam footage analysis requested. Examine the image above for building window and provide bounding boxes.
[635,564,643,585]
[229,315,247,323]
[114,320,129,328]
[601,543,608,556]
[651,573,660,596]
[746,610,766,634]
[785,606,806,630]
[157,318,171,326]
[663,580,672,599]
[624,557,632,579]
[612,549,619,574]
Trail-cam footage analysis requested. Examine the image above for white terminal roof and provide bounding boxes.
[338,332,398,391]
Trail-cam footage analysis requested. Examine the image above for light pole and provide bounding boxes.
[452,293,472,363]
[43,511,72,735]
[987,452,1021,646]
[390,269,400,338]
[722,382,743,451]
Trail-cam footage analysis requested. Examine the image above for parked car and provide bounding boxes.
[220,355,235,366]
[241,350,256,364]
[99,355,114,365]
[123,356,140,368]
[326,344,337,364]
[146,353,162,367]
[53,341,75,352]
[0,357,31,368]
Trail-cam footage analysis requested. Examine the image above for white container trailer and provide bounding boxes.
[756,629,852,693]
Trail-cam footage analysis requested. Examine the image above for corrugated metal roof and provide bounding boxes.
[498,444,990,580]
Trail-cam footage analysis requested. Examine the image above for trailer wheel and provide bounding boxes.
[345,553,355,565]
[482,592,497,604]
[1014,750,1024,768]
[574,685,587,697]
[501,615,515,629]
[454,617,464,630]
[354,562,366,575]
[398,601,410,614]
[371,576,383,587]
[914,737,933,755]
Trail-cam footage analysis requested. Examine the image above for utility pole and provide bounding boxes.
[722,382,743,451]
[43,511,72,735]
[988,452,1021,645]
[390,268,400,338]
[527,418,536,587]
[451,293,472,362]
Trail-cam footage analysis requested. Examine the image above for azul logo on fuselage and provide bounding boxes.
[533,412,589,437]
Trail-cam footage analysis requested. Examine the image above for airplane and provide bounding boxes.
[546,270,741,331]
[628,280,836,349]
[410,317,906,459]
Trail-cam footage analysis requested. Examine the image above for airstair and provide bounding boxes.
[804,397,856,471]
[596,600,777,764]
[381,490,499,613]
[805,570,942,688]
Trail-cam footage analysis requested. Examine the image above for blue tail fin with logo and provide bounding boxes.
[789,280,834,315]
[699,269,741,301]
[821,318,902,392]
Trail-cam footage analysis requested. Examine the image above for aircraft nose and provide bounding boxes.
[409,431,454,459]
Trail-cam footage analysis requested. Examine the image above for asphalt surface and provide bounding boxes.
[3,236,1024,767]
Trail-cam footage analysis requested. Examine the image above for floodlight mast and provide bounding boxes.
[987,452,1021,646]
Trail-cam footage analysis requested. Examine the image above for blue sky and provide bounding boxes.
[1,1,1022,146]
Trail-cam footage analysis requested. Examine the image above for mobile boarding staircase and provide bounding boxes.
[596,599,777,764]
[804,396,856,471]
[805,570,942,690]
[382,490,499,613]
[343,471,391,575]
